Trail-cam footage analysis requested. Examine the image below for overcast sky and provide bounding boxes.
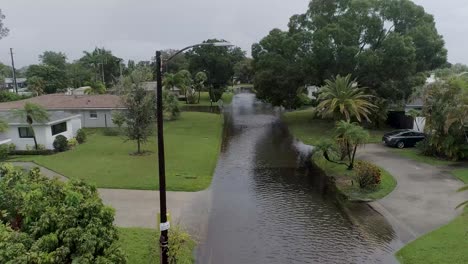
[0,0,467,67]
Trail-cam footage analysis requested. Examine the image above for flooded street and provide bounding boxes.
[196,93,402,263]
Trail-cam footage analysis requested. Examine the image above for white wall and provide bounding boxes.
[6,117,81,150]
[413,117,426,132]
[68,110,117,128]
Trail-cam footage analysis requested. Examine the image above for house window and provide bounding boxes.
[89,111,98,119]
[18,127,34,138]
[51,122,67,136]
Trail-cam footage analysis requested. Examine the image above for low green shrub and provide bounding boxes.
[355,161,382,189]
[68,138,78,148]
[10,149,55,155]
[26,144,46,151]
[53,135,68,152]
[76,128,87,144]
[7,143,15,153]
[103,128,121,136]
[0,164,126,263]
[0,145,9,160]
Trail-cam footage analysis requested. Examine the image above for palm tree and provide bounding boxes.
[335,121,369,170]
[27,76,46,96]
[194,72,208,103]
[162,73,181,91]
[13,103,49,150]
[317,74,376,122]
[84,81,106,95]
[175,70,192,104]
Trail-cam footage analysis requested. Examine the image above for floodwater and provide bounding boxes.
[196,93,402,264]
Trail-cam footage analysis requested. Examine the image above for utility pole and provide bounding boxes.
[9,48,18,94]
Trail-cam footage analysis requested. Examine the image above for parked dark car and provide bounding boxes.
[382,129,426,148]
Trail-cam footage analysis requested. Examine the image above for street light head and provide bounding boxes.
[212,42,233,47]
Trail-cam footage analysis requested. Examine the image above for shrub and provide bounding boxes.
[68,138,78,148]
[355,161,382,189]
[0,145,9,160]
[10,149,55,155]
[103,127,120,136]
[163,90,181,120]
[7,143,15,153]
[0,164,126,263]
[53,135,68,152]
[36,144,46,151]
[76,128,87,144]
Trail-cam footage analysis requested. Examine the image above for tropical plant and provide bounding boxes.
[316,121,369,170]
[316,74,376,122]
[422,78,468,160]
[84,81,106,94]
[27,76,46,96]
[176,70,193,103]
[194,71,208,103]
[0,164,126,263]
[13,102,49,150]
[163,73,181,91]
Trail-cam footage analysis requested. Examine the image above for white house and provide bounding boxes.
[3,77,27,90]
[306,85,320,99]
[0,94,125,128]
[0,111,81,150]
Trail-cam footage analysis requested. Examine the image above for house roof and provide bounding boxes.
[0,111,81,126]
[0,94,124,111]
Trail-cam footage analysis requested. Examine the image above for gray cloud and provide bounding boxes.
[0,0,466,67]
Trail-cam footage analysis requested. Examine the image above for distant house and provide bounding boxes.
[65,86,91,96]
[404,74,438,132]
[306,85,320,99]
[3,78,27,90]
[0,111,81,150]
[0,94,125,128]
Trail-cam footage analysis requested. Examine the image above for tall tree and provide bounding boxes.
[194,71,208,103]
[27,76,46,96]
[66,62,93,88]
[39,51,67,69]
[255,0,447,106]
[252,29,306,108]
[84,81,106,94]
[233,58,254,84]
[26,64,68,94]
[186,39,245,102]
[121,85,154,154]
[80,47,122,87]
[316,74,376,122]
[0,9,9,40]
[13,103,49,150]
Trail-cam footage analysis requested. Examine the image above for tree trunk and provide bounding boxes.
[30,125,38,150]
[198,90,201,104]
[137,139,141,154]
[348,145,358,170]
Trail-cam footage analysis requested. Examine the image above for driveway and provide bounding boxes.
[358,144,468,243]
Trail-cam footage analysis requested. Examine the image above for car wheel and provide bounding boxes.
[397,141,405,149]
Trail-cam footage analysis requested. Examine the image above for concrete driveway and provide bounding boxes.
[358,144,468,243]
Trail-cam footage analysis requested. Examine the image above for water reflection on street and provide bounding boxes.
[196,93,402,264]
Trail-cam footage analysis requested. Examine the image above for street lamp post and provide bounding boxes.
[155,41,232,264]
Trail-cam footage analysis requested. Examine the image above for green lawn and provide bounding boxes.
[396,210,468,264]
[452,169,468,184]
[391,148,454,166]
[118,227,195,264]
[283,109,389,144]
[313,156,396,201]
[13,112,222,191]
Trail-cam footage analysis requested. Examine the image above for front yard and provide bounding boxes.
[283,109,396,201]
[13,112,223,191]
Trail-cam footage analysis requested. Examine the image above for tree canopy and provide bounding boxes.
[39,51,67,69]
[186,39,245,101]
[0,9,9,40]
[253,0,447,107]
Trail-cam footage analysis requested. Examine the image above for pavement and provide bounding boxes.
[358,144,468,243]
